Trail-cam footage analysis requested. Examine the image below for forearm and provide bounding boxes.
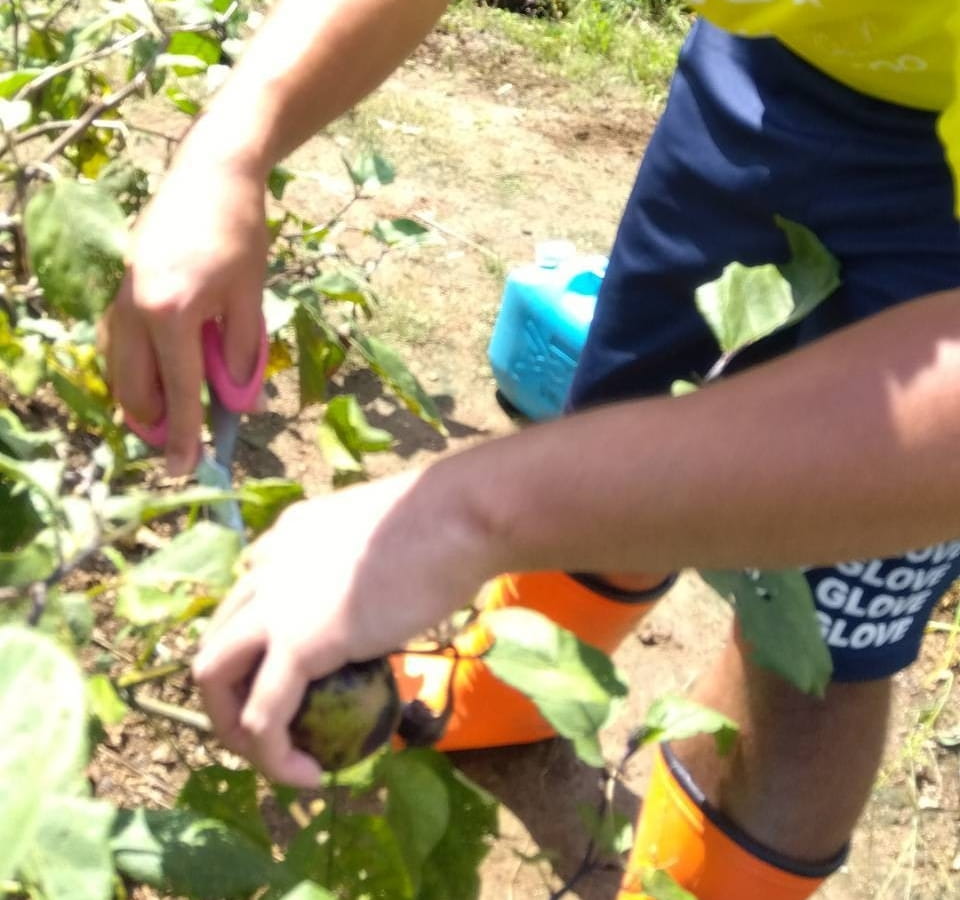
[444,289,960,576]
[179,0,449,176]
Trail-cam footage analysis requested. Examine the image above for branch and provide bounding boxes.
[43,0,77,30]
[12,118,126,147]
[705,349,737,383]
[0,518,138,612]
[117,661,190,689]
[14,28,149,102]
[549,764,627,899]
[9,0,21,69]
[41,69,152,164]
[0,121,29,278]
[128,690,212,732]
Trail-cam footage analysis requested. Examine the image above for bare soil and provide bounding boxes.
[95,23,960,900]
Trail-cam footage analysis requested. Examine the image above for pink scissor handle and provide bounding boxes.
[200,318,269,412]
[126,317,268,448]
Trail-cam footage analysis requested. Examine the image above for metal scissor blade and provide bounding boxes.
[196,451,246,534]
[208,388,241,470]
[198,388,245,536]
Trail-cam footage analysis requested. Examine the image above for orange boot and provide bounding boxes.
[392,570,673,751]
[619,744,846,900]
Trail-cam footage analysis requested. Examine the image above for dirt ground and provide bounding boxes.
[104,20,960,900]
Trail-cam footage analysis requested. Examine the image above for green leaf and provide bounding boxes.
[0,529,59,586]
[0,476,44,552]
[0,409,61,459]
[774,215,841,328]
[294,306,345,408]
[318,395,393,476]
[55,591,94,646]
[273,883,336,900]
[0,452,64,504]
[313,272,369,307]
[351,333,446,433]
[286,812,413,899]
[268,165,295,201]
[642,869,697,900]
[48,354,116,434]
[24,180,128,320]
[127,521,240,590]
[318,746,389,792]
[22,796,115,900]
[628,696,738,756]
[693,217,840,360]
[178,766,272,852]
[117,522,241,624]
[0,69,42,98]
[344,150,395,193]
[97,158,150,216]
[413,751,498,900]
[102,485,241,528]
[694,262,794,356]
[239,478,305,534]
[86,674,128,727]
[670,379,698,397]
[371,218,430,247]
[381,751,450,893]
[0,626,88,882]
[110,808,282,900]
[165,85,201,115]
[577,804,633,856]
[701,569,833,696]
[164,31,221,74]
[128,34,166,92]
[0,324,47,395]
[483,608,628,767]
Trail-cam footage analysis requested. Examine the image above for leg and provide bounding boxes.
[621,537,959,899]
[675,632,890,863]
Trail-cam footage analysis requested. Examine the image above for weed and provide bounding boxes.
[444,0,688,103]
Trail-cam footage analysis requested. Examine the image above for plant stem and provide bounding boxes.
[40,70,151,165]
[326,771,339,882]
[43,0,77,30]
[9,0,20,69]
[14,28,149,102]
[117,661,190,689]
[128,690,212,732]
[705,348,737,382]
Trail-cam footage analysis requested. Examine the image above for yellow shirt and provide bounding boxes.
[691,2,960,214]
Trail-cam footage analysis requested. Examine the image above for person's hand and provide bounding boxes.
[100,150,269,475]
[192,468,498,787]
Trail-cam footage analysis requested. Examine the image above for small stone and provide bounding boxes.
[150,743,173,764]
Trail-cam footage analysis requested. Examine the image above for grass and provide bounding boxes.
[442,0,689,104]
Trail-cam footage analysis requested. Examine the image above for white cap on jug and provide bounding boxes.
[535,240,576,269]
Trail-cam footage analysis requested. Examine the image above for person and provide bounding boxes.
[99,1,960,897]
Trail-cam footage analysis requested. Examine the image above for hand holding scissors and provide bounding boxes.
[127,318,269,532]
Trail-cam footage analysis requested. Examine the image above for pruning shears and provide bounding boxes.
[127,318,269,535]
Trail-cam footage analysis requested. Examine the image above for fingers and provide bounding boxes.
[195,575,332,787]
[241,648,324,788]
[151,310,205,475]
[101,280,165,429]
[193,604,265,757]
[222,283,265,386]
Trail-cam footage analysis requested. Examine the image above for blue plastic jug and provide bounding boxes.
[488,242,607,421]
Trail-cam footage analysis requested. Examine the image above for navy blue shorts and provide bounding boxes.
[567,20,960,681]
